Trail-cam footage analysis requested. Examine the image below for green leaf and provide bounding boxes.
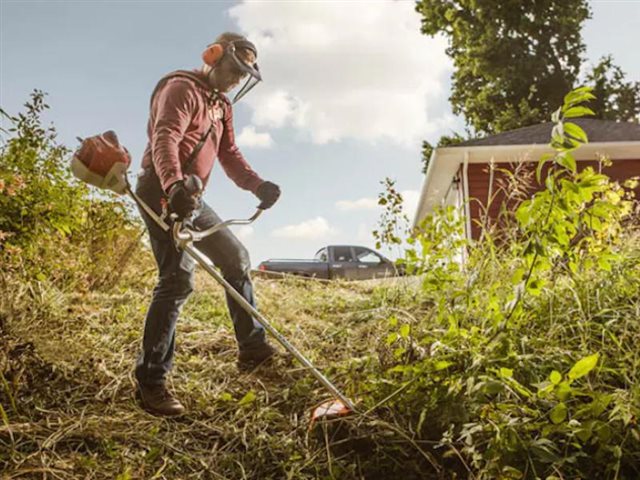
[482,381,504,395]
[564,122,588,143]
[499,367,513,379]
[551,123,564,144]
[550,402,568,424]
[556,381,572,401]
[557,152,577,173]
[238,390,256,406]
[563,106,595,118]
[434,360,453,371]
[386,332,398,345]
[545,173,555,192]
[576,424,593,443]
[444,8,457,21]
[116,469,132,480]
[399,324,410,339]
[597,257,612,272]
[596,423,612,442]
[568,353,600,382]
[536,153,553,183]
[527,278,545,296]
[219,392,233,402]
[549,370,562,385]
[511,267,525,284]
[563,87,595,109]
[530,439,561,463]
[590,393,613,417]
[393,346,406,358]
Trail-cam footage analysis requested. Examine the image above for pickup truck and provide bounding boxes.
[256,245,402,280]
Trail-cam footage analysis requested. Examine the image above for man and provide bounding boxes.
[134,32,280,416]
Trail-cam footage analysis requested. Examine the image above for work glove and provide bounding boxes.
[168,178,201,220]
[256,181,281,209]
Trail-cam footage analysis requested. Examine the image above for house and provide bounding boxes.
[413,119,640,240]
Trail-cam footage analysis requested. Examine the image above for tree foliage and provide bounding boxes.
[420,132,467,174]
[416,0,591,136]
[586,55,640,122]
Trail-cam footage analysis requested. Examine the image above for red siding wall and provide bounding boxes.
[467,159,640,240]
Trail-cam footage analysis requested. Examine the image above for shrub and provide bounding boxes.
[361,87,640,478]
[0,90,145,290]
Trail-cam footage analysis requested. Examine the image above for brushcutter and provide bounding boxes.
[71,131,355,423]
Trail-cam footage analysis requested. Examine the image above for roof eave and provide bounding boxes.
[413,141,640,226]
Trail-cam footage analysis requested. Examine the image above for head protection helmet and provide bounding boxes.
[202,38,262,103]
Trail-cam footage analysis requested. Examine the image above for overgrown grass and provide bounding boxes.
[2,236,638,478]
[1,265,420,479]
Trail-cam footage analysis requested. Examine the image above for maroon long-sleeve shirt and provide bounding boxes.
[141,69,263,194]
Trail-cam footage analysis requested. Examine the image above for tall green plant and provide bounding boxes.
[0,91,89,245]
[0,91,144,289]
[367,87,639,478]
[506,86,634,324]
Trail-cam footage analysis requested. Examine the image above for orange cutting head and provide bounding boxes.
[310,398,353,426]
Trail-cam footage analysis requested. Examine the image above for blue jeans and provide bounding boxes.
[134,168,266,386]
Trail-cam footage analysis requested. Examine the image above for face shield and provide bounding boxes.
[225,40,262,104]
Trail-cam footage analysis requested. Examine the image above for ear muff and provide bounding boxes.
[202,43,225,67]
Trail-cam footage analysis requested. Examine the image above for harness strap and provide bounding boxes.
[149,70,223,176]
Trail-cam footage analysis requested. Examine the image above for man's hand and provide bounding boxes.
[168,180,200,220]
[256,181,281,209]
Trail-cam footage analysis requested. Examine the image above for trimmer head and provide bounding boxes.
[310,399,353,425]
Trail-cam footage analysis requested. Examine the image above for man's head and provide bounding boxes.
[202,32,261,102]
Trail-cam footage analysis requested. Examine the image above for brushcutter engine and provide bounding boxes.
[71,131,131,194]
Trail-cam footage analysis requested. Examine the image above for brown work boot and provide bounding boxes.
[237,342,277,371]
[137,383,185,416]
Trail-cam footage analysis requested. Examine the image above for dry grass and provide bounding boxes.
[1,265,420,479]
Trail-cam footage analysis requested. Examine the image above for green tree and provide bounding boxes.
[420,133,467,174]
[416,0,591,136]
[585,55,640,122]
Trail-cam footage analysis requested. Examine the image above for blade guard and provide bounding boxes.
[310,399,353,427]
[71,130,131,194]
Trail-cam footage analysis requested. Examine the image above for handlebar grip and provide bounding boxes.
[183,174,203,197]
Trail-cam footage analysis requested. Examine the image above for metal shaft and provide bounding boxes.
[183,242,356,412]
[127,180,354,411]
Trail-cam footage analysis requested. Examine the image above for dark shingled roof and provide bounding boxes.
[453,119,640,147]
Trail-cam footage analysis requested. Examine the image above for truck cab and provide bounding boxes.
[315,245,398,280]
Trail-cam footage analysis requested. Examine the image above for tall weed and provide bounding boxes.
[365,87,640,478]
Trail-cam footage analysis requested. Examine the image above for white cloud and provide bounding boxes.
[236,126,274,148]
[271,216,338,240]
[335,197,379,211]
[229,1,452,146]
[336,190,419,217]
[235,225,254,240]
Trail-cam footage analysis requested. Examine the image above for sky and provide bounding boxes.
[1,0,639,265]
